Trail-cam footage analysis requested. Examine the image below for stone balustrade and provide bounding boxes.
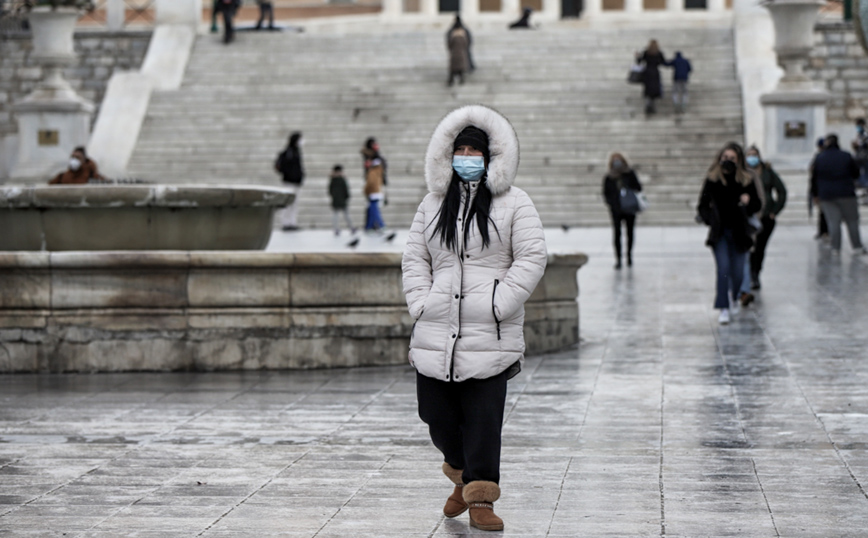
[0,251,586,373]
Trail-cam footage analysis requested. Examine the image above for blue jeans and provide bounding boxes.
[712,229,746,309]
[365,199,385,230]
[739,255,752,296]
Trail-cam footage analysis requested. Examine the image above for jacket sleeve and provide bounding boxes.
[697,179,713,225]
[627,170,642,192]
[494,190,548,321]
[402,201,433,320]
[745,180,762,215]
[769,167,787,215]
[848,154,860,180]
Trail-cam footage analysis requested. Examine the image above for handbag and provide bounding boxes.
[619,188,644,214]
[628,64,645,84]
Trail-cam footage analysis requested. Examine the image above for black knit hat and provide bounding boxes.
[453,126,490,158]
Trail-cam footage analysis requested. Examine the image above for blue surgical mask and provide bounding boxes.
[452,155,486,182]
[746,155,760,168]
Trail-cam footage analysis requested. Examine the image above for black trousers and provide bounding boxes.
[416,370,508,485]
[612,212,636,261]
[221,8,235,43]
[750,215,776,278]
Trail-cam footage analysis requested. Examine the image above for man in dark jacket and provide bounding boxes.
[811,134,867,254]
[667,51,692,114]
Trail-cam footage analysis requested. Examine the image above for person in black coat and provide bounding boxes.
[603,152,643,269]
[810,134,866,254]
[696,142,761,325]
[637,40,666,115]
[275,131,305,230]
[215,0,241,44]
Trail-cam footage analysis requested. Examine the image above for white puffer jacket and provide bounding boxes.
[402,105,547,382]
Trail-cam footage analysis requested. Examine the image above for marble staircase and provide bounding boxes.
[128,23,750,228]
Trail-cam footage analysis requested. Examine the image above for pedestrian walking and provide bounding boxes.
[254,0,275,30]
[402,105,547,533]
[447,16,475,72]
[447,20,471,86]
[810,134,867,255]
[745,145,786,291]
[809,137,829,240]
[361,137,387,231]
[696,142,761,325]
[666,51,692,114]
[215,0,240,44]
[275,132,304,231]
[637,40,666,115]
[328,165,355,235]
[602,152,643,269]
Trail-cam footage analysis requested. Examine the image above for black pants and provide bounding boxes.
[416,370,507,485]
[612,212,636,261]
[750,215,776,279]
[221,8,235,43]
[256,2,274,29]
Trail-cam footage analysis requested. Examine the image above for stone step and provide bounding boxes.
[128,24,743,227]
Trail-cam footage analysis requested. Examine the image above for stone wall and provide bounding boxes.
[0,251,587,373]
[808,22,868,123]
[0,30,152,137]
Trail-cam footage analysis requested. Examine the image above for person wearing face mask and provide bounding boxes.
[402,105,547,532]
[603,152,643,269]
[744,146,786,292]
[274,132,305,231]
[49,147,105,185]
[696,142,762,325]
[362,137,388,231]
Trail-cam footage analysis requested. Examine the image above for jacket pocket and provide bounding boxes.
[492,279,501,341]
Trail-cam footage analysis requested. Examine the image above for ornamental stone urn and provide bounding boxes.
[760,0,829,166]
[764,0,826,84]
[10,6,95,182]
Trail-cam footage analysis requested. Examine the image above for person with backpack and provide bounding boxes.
[275,132,305,231]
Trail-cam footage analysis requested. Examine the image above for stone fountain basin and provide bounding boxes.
[0,185,293,251]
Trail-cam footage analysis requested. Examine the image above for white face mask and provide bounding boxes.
[69,157,82,171]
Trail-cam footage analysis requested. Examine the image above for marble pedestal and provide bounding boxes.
[761,88,829,168]
[10,97,94,182]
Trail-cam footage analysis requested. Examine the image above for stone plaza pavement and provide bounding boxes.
[2,224,868,537]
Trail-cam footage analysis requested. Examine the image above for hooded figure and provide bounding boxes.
[402,105,547,532]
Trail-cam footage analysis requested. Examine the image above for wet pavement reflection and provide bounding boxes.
[1,225,867,537]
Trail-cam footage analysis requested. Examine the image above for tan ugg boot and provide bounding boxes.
[462,480,503,531]
[442,463,468,518]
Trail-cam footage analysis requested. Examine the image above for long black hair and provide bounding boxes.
[431,172,497,252]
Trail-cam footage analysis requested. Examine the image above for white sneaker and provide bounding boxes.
[718,309,730,325]
[730,299,740,315]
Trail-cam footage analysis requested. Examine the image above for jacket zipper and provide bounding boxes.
[450,184,473,380]
[492,278,501,341]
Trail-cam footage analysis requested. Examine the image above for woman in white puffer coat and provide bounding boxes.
[402,105,547,532]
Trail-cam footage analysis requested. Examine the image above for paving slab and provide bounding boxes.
[2,225,868,537]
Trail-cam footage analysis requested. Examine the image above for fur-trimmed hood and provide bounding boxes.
[424,105,520,196]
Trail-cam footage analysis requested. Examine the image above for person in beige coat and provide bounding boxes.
[402,105,547,532]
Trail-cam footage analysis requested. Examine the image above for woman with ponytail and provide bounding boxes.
[402,105,547,532]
